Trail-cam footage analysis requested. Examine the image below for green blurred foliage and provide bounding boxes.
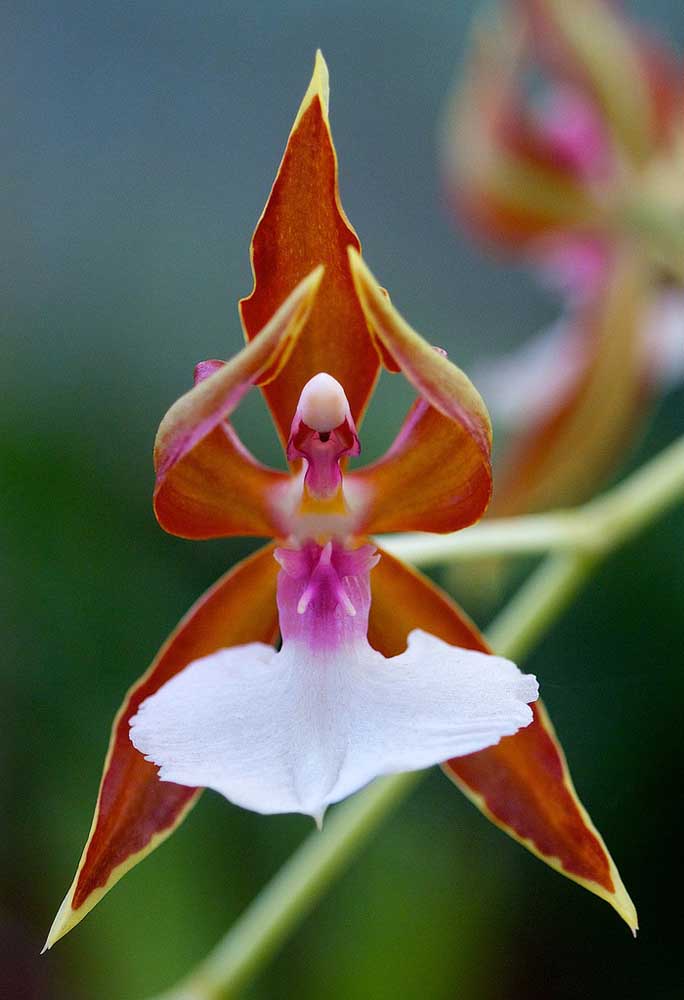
[3,2,684,998]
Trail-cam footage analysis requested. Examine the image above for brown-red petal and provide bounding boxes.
[45,544,280,949]
[239,53,381,443]
[369,548,636,930]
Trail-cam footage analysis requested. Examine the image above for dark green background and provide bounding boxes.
[3,2,684,997]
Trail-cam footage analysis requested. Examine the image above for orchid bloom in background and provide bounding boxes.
[443,0,684,516]
[46,53,636,950]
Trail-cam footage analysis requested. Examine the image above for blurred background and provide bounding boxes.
[3,1,684,997]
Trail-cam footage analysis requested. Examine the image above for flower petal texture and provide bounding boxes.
[348,250,493,532]
[368,548,637,931]
[130,631,536,823]
[131,542,537,822]
[44,545,280,950]
[240,52,381,442]
[154,268,323,538]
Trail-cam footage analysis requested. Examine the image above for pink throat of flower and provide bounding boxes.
[286,372,360,502]
[274,540,379,651]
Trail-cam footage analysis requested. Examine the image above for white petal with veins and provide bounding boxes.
[130,631,537,821]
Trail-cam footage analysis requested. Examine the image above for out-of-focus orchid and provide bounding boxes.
[443,0,684,515]
[46,53,636,949]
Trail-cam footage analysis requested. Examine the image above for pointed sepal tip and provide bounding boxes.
[293,50,330,131]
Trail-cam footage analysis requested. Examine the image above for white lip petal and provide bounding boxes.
[130,631,537,821]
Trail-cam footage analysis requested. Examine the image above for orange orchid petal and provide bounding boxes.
[154,267,322,538]
[348,251,493,533]
[368,547,487,657]
[239,52,381,443]
[350,396,493,534]
[154,423,289,540]
[491,249,650,516]
[443,6,599,249]
[369,548,636,930]
[45,544,280,949]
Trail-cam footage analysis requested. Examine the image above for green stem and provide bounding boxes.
[377,513,593,567]
[151,434,684,1000]
[582,433,684,551]
[485,552,594,662]
[378,434,684,568]
[151,771,424,1000]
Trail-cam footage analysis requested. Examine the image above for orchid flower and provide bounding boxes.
[46,53,636,950]
[443,0,684,515]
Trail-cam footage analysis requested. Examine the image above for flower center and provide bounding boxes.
[287,373,360,508]
[274,540,379,651]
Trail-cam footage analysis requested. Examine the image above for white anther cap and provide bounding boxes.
[298,373,349,432]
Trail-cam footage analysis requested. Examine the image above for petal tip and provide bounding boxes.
[302,261,326,298]
[294,50,330,131]
[42,887,79,953]
[347,245,366,282]
[610,875,638,936]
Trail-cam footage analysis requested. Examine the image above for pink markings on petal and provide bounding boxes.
[534,236,610,304]
[274,541,379,651]
[537,87,613,183]
[194,359,226,385]
[523,88,613,303]
[287,373,360,500]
